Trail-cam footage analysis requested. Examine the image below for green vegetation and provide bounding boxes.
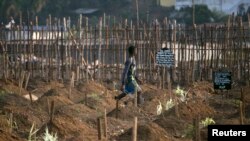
[28,123,39,141]
[7,113,18,133]
[200,117,215,127]
[175,86,187,102]
[88,93,101,102]
[0,89,7,102]
[165,98,175,111]
[156,101,163,115]
[43,127,58,141]
[184,124,194,138]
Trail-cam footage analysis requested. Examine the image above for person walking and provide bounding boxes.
[115,45,144,105]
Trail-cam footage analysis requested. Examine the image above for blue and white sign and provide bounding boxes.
[156,48,175,67]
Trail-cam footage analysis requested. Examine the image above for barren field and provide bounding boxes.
[0,78,249,141]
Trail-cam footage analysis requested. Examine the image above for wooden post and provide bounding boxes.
[167,69,172,99]
[240,101,244,125]
[85,92,88,106]
[97,117,102,140]
[29,92,33,103]
[57,18,61,81]
[50,100,55,124]
[192,24,197,82]
[19,71,25,95]
[41,27,45,78]
[103,109,107,138]
[192,118,195,141]
[116,100,119,119]
[132,117,138,141]
[241,87,245,117]
[115,26,120,81]
[175,100,180,118]
[48,15,52,82]
[193,115,200,141]
[24,72,31,90]
[9,113,13,133]
[60,25,64,81]
[98,18,102,82]
[76,66,79,83]
[173,20,177,83]
[69,72,75,99]
[45,18,49,83]
[85,17,89,83]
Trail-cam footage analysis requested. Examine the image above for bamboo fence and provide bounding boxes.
[0,14,250,89]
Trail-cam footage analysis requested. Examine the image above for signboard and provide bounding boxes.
[156,48,175,67]
[213,71,232,90]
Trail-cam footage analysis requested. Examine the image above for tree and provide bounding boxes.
[237,3,245,16]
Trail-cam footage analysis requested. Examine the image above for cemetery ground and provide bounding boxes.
[0,77,249,141]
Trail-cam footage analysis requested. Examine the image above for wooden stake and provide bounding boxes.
[116,100,119,119]
[69,72,75,99]
[29,92,33,103]
[167,69,172,98]
[132,117,138,141]
[241,87,245,117]
[97,117,102,140]
[19,71,25,95]
[76,66,79,83]
[98,18,103,81]
[240,101,244,125]
[85,92,88,106]
[194,115,200,141]
[50,100,55,123]
[175,100,180,118]
[103,109,107,138]
[24,72,31,90]
[9,113,13,133]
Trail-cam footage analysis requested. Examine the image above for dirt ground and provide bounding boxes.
[0,78,249,141]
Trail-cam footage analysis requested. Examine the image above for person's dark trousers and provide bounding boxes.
[115,92,126,100]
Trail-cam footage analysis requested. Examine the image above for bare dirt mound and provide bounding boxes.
[140,84,168,116]
[154,115,189,138]
[176,99,215,121]
[108,117,132,138]
[0,93,30,108]
[56,104,98,128]
[0,114,24,141]
[37,114,98,141]
[77,81,106,94]
[154,98,215,139]
[107,105,153,122]
[0,80,28,96]
[1,78,246,141]
[0,129,24,141]
[76,81,117,111]
[0,91,47,135]
[2,105,47,135]
[34,88,74,112]
[116,122,176,141]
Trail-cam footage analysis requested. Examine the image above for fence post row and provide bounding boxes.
[0,15,249,86]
